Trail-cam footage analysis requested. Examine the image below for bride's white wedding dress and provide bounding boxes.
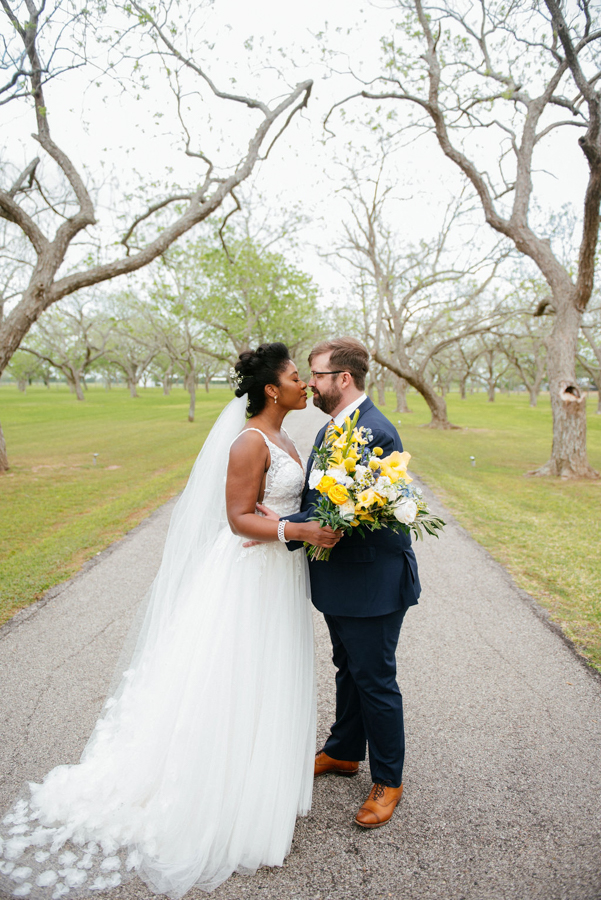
[0,399,315,899]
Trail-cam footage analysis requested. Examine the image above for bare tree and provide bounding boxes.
[6,348,49,390]
[328,0,601,476]
[454,341,484,400]
[500,318,550,407]
[331,165,509,427]
[104,296,161,398]
[22,299,113,399]
[0,0,312,468]
[474,334,512,403]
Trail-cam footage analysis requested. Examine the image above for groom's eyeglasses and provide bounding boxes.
[310,370,347,378]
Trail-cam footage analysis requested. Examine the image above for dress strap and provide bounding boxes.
[230,427,272,452]
[240,427,271,447]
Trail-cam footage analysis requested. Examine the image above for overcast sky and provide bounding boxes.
[3,0,591,303]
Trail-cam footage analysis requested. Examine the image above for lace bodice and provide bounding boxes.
[243,427,305,517]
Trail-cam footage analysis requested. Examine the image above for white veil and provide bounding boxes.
[106,394,248,698]
[0,396,249,899]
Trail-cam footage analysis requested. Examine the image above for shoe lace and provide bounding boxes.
[372,783,387,801]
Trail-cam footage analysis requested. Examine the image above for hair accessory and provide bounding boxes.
[277,520,288,543]
[229,366,243,387]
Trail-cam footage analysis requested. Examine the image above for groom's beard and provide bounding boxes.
[312,385,343,416]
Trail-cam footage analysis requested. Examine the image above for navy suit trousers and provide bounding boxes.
[323,609,405,788]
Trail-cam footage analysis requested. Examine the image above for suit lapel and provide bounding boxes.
[354,396,375,426]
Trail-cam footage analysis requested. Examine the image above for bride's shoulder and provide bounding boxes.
[229,427,270,467]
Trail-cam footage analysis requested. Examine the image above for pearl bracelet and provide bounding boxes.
[277,520,289,543]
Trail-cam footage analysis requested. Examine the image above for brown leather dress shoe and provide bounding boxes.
[314,750,359,778]
[354,783,403,828]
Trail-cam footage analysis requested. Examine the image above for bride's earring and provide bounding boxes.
[274,396,278,404]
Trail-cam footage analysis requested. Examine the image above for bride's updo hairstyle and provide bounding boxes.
[234,342,291,417]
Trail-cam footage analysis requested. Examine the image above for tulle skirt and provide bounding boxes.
[0,532,315,899]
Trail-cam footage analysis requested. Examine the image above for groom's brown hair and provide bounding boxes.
[309,337,369,390]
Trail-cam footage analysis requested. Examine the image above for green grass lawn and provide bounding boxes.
[1,384,600,672]
[0,384,231,625]
[378,390,601,671]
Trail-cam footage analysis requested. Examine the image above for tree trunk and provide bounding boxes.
[163,368,172,396]
[532,302,597,478]
[188,377,196,423]
[204,373,211,393]
[529,386,538,407]
[17,379,26,392]
[0,421,9,472]
[394,376,411,413]
[377,379,386,406]
[459,377,467,400]
[128,379,139,398]
[487,381,495,402]
[374,351,457,428]
[70,372,85,401]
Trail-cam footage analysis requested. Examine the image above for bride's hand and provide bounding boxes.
[303,522,343,548]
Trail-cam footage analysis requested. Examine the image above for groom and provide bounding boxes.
[283,337,421,828]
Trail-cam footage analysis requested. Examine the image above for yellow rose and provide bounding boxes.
[373,447,383,457]
[316,475,337,494]
[328,484,350,505]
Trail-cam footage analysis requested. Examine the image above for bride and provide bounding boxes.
[0,343,341,899]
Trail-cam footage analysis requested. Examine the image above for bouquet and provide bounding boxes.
[305,409,445,561]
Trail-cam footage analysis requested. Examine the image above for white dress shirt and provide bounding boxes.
[332,393,367,427]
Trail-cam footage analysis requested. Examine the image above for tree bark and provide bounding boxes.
[394,376,412,413]
[0,421,9,472]
[377,378,386,406]
[459,377,467,400]
[529,387,538,408]
[532,302,597,477]
[17,379,26,392]
[128,379,139,398]
[188,379,196,422]
[68,372,85,401]
[374,350,457,428]
[488,382,495,402]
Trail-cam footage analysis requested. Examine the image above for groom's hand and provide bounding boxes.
[242,504,279,547]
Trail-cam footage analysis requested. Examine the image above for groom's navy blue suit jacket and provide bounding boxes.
[285,397,421,618]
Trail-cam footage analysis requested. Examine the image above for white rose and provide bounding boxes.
[375,476,391,490]
[309,469,323,490]
[339,499,356,519]
[393,498,418,525]
[379,484,397,501]
[326,467,348,485]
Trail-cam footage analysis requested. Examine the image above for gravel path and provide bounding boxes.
[1,403,600,900]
